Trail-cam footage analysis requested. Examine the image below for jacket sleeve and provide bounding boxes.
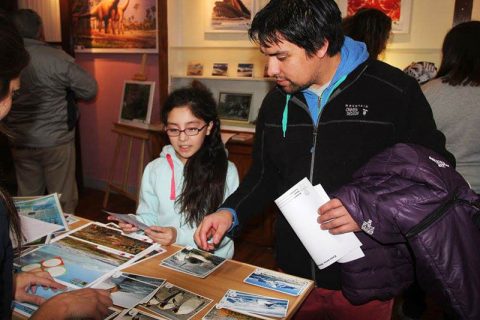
[400,77,455,167]
[222,100,280,229]
[135,162,160,226]
[56,51,97,101]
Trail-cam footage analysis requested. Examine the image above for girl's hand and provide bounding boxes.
[145,226,177,246]
[108,216,139,233]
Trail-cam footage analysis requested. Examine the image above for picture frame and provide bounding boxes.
[212,63,229,76]
[187,61,204,76]
[218,92,252,122]
[72,0,158,53]
[204,0,256,33]
[335,0,412,34]
[237,63,254,77]
[119,81,155,125]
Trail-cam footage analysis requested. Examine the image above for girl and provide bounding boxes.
[117,81,239,258]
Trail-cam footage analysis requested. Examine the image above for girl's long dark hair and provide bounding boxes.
[161,81,228,227]
[0,186,23,252]
[0,15,29,251]
[436,21,480,86]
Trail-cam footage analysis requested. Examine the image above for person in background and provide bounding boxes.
[0,14,112,320]
[423,20,480,194]
[194,0,453,319]
[113,81,239,259]
[5,9,97,214]
[342,7,392,60]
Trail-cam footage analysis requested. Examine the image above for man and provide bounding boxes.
[195,0,454,319]
[6,9,97,213]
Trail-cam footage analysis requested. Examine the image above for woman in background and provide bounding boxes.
[342,8,392,60]
[0,14,112,319]
[423,21,480,193]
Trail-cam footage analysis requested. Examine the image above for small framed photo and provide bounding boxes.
[119,80,155,125]
[218,92,252,122]
[237,63,254,77]
[187,61,204,76]
[212,63,229,76]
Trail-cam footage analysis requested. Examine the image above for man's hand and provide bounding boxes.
[31,288,113,320]
[14,271,66,306]
[145,226,177,246]
[318,198,360,234]
[194,210,233,251]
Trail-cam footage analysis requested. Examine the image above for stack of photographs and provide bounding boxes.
[202,304,270,320]
[217,290,289,319]
[134,282,212,320]
[243,268,310,296]
[160,247,226,278]
[93,272,165,309]
[13,222,158,313]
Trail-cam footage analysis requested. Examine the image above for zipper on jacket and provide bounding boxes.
[405,195,458,238]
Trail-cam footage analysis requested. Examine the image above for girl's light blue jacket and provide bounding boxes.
[136,144,239,258]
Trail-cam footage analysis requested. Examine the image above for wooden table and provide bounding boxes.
[14,218,313,319]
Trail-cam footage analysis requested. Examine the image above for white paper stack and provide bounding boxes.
[275,177,364,269]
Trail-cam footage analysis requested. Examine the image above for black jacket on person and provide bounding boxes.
[223,58,455,290]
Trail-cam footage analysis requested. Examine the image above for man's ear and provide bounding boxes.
[316,40,330,59]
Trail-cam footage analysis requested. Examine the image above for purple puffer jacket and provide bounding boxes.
[333,143,480,319]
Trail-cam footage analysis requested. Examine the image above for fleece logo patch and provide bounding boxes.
[345,104,369,117]
[429,156,450,168]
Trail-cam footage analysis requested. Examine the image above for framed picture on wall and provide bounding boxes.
[72,0,158,53]
[335,0,412,34]
[204,0,257,33]
[119,81,155,125]
[218,92,252,122]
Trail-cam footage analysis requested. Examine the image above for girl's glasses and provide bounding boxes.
[165,124,208,137]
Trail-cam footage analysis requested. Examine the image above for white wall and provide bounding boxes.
[473,0,480,20]
[167,0,456,75]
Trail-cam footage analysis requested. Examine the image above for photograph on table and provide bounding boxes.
[92,272,161,308]
[160,247,226,278]
[218,92,252,122]
[13,193,68,231]
[116,307,165,320]
[69,222,152,257]
[137,282,212,320]
[244,268,311,296]
[217,289,289,318]
[119,80,155,126]
[203,304,268,320]
[14,236,119,289]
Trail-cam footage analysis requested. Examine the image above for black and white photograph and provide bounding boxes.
[202,304,267,320]
[116,307,164,320]
[212,63,229,76]
[244,268,310,296]
[119,80,155,125]
[160,247,226,278]
[93,272,160,308]
[218,92,252,122]
[237,63,254,77]
[138,282,212,320]
[217,289,289,318]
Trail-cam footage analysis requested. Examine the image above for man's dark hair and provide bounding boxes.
[249,0,344,57]
[10,9,43,40]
